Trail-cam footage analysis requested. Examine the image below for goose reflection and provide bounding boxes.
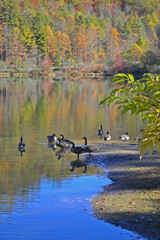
[18,136,26,157]
[55,148,70,160]
[70,159,88,173]
[18,148,26,157]
[47,142,56,151]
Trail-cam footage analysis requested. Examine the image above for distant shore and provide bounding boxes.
[90,142,160,240]
[0,67,113,80]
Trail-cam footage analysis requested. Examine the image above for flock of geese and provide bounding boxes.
[18,124,143,172]
[18,124,142,157]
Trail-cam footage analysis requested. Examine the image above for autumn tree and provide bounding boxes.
[0,24,4,61]
[46,26,57,59]
[74,32,88,64]
[107,27,121,59]
[55,31,71,66]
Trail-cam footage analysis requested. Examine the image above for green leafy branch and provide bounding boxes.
[99,73,160,156]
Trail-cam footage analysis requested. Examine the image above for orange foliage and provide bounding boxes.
[46,26,57,58]
[75,32,88,60]
[110,27,121,43]
[56,31,71,59]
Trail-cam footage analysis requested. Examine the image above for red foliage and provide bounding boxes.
[19,1,23,8]
[113,54,125,72]
[109,7,115,16]
[74,6,79,11]
[41,81,53,94]
[30,0,40,8]
[41,56,53,71]
[83,2,87,8]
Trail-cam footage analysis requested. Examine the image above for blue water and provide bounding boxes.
[0,78,146,240]
[0,173,145,240]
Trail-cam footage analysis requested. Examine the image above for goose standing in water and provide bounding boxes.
[18,137,26,152]
[60,134,72,144]
[70,141,87,160]
[47,133,57,143]
[104,131,111,141]
[82,137,99,156]
[97,124,103,139]
[56,135,72,149]
[120,132,129,141]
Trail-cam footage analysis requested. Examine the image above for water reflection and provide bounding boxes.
[70,159,88,173]
[0,78,144,193]
[55,148,70,160]
[0,77,145,240]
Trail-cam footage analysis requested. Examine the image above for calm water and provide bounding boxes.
[0,77,145,240]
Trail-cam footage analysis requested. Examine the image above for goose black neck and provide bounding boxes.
[60,134,64,139]
[84,137,87,145]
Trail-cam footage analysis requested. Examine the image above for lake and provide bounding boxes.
[0,77,146,239]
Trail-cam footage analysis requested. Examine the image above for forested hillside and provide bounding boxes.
[0,0,160,73]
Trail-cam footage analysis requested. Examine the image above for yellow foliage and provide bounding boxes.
[132,44,143,61]
[56,31,71,58]
[110,28,121,43]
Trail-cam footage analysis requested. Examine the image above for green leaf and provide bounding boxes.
[139,143,148,157]
[128,74,135,83]
[99,98,108,107]
[147,140,154,156]
[112,79,125,85]
[143,73,154,81]
[153,91,160,100]
[121,106,129,114]
[154,138,160,153]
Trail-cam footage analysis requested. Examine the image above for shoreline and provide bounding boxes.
[89,142,160,240]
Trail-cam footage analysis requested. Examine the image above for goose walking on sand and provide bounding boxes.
[97,124,103,138]
[120,132,129,141]
[82,137,99,156]
[104,131,111,141]
[134,129,144,141]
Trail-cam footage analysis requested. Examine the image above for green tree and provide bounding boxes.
[99,73,160,156]
[0,0,23,27]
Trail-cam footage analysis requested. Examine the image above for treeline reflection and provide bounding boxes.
[0,77,143,204]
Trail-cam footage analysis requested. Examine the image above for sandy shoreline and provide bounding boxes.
[89,141,160,240]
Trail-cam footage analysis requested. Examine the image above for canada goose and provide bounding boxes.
[60,134,72,144]
[47,133,57,143]
[70,141,87,160]
[104,131,111,141]
[56,138,66,149]
[18,137,26,151]
[120,132,129,141]
[70,160,87,173]
[97,124,103,138]
[82,137,99,156]
[56,136,72,149]
[134,129,144,141]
